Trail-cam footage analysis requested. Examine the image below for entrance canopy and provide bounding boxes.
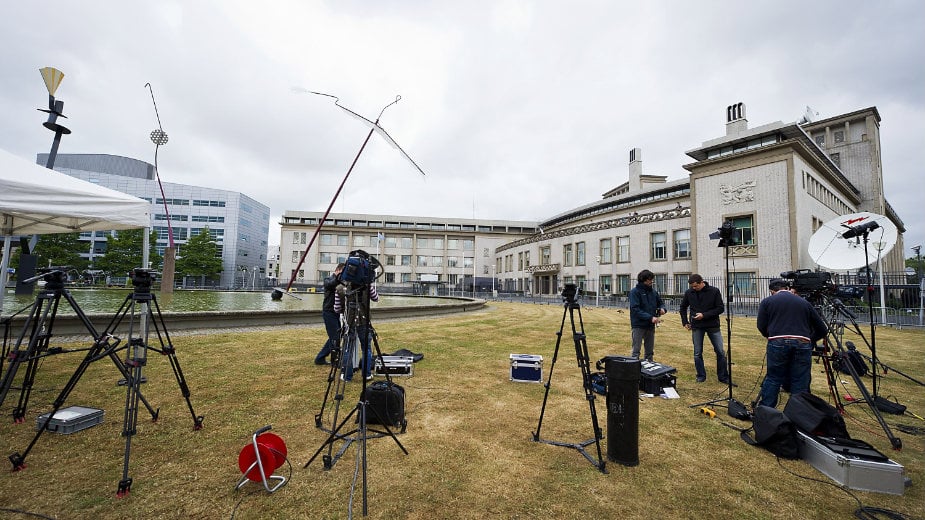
[1,147,151,312]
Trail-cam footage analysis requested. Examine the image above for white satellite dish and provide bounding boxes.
[808,212,897,270]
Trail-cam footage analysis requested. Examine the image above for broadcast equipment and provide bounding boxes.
[6,267,203,496]
[306,256,407,517]
[532,283,607,473]
[691,221,747,418]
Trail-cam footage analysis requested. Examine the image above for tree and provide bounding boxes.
[175,227,223,286]
[33,233,88,272]
[93,229,161,279]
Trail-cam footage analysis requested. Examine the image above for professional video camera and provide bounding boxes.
[561,283,581,304]
[780,269,864,302]
[340,249,381,285]
[129,268,155,293]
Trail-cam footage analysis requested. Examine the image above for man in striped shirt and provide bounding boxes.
[756,278,828,408]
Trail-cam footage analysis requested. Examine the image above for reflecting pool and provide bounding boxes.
[1,288,447,316]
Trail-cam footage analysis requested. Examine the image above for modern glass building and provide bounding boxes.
[38,153,271,288]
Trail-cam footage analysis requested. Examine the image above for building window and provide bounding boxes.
[524,251,530,268]
[576,242,586,266]
[834,130,845,143]
[401,255,412,266]
[319,252,334,264]
[321,234,335,245]
[674,274,689,295]
[463,257,474,268]
[563,244,573,266]
[814,134,825,148]
[540,246,551,265]
[729,215,755,245]
[730,272,757,298]
[600,238,612,264]
[830,153,840,168]
[385,272,395,283]
[386,255,396,266]
[673,229,691,259]
[600,275,612,294]
[617,236,630,263]
[651,232,667,261]
[448,256,459,267]
[616,275,631,294]
[337,235,348,246]
[653,273,667,293]
[354,235,367,247]
[518,252,524,270]
[401,237,413,248]
[417,256,428,267]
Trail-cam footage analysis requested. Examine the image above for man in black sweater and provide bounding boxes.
[756,278,828,407]
[679,274,729,383]
[314,262,345,365]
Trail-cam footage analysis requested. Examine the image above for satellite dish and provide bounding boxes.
[808,212,897,270]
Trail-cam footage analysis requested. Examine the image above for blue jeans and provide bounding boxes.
[692,328,728,382]
[314,310,341,364]
[759,338,813,408]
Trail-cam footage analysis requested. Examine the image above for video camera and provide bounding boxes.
[561,283,581,304]
[779,269,863,301]
[130,268,155,292]
[340,249,381,285]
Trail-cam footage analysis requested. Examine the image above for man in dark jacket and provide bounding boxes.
[629,269,666,362]
[679,274,729,383]
[756,278,828,407]
[314,262,345,365]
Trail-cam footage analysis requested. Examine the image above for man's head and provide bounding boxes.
[688,273,705,291]
[768,278,790,292]
[637,269,655,284]
[334,262,346,275]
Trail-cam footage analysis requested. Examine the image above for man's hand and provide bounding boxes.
[693,312,704,321]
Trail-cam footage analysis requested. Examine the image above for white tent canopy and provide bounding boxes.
[1,147,151,313]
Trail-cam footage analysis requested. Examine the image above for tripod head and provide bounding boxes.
[561,283,581,306]
[129,268,155,295]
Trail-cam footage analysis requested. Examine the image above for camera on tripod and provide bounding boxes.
[341,249,380,286]
[561,283,581,304]
[37,266,70,288]
[129,268,155,292]
[780,269,833,296]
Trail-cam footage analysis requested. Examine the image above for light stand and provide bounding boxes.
[532,284,607,473]
[690,222,747,418]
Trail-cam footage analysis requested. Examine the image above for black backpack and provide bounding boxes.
[741,405,800,459]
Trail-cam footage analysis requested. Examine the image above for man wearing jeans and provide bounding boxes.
[756,278,828,408]
[679,274,729,384]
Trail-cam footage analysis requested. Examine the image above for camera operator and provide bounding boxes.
[314,262,345,366]
[334,257,379,382]
[756,278,828,408]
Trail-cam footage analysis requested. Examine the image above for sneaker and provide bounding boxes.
[696,378,706,383]
[315,360,329,366]
[365,374,373,381]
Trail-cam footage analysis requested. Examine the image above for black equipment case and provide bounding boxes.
[639,361,677,394]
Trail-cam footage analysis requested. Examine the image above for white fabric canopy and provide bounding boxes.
[1,147,151,313]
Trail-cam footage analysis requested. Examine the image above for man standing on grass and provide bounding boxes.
[629,269,666,362]
[756,278,828,407]
[680,273,729,384]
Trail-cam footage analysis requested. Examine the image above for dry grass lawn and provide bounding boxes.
[0,301,922,519]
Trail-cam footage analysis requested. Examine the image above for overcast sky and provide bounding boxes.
[2,1,923,260]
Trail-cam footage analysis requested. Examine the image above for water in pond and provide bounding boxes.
[1,288,446,316]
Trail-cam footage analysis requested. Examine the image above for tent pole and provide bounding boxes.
[0,236,12,314]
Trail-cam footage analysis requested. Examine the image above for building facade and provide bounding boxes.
[40,153,271,288]
[278,211,537,292]
[495,103,906,299]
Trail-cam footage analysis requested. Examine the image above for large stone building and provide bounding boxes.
[278,212,537,292]
[41,153,271,288]
[496,103,906,298]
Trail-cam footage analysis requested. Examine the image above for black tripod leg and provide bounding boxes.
[571,305,606,472]
[9,335,117,470]
[533,303,568,441]
[118,360,144,497]
[0,295,55,414]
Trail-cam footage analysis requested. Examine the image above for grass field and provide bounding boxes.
[1,301,922,519]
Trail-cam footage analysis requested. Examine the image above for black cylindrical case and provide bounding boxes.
[605,355,640,466]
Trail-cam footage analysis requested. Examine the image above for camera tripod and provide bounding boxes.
[305,280,407,517]
[532,291,606,473]
[813,294,902,450]
[7,268,203,496]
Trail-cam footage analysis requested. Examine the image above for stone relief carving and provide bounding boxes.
[719,181,756,205]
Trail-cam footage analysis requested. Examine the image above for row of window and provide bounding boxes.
[291,231,476,251]
[150,198,228,208]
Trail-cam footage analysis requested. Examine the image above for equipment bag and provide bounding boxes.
[783,391,850,439]
[835,349,869,377]
[740,405,800,459]
[363,381,405,428]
